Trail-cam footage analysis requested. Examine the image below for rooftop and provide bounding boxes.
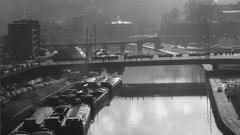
[221,10,240,14]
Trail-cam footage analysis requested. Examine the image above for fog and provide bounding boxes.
[0,0,188,25]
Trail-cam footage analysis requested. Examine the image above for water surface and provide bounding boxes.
[88,96,222,135]
[88,65,222,135]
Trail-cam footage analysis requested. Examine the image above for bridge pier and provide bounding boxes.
[212,64,219,72]
[154,37,162,50]
[103,44,108,51]
[137,43,143,55]
[120,44,125,54]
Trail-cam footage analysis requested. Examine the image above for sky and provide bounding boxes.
[0,0,239,24]
[0,0,188,24]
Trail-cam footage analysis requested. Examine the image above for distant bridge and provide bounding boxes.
[40,36,162,55]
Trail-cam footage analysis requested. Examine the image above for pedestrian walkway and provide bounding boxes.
[209,78,240,135]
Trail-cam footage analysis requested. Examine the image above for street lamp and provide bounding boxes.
[93,25,97,56]
[204,19,210,58]
[86,26,89,57]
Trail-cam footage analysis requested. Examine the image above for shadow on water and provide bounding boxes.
[116,83,207,97]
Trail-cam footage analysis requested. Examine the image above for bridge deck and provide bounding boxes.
[1,55,240,80]
[41,55,240,66]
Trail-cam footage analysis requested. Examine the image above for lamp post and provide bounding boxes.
[204,19,210,58]
[86,26,89,57]
[93,24,97,56]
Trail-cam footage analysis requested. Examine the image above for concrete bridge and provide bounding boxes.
[1,54,240,80]
[41,55,240,70]
[41,36,161,55]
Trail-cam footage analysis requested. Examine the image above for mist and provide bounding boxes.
[0,0,187,26]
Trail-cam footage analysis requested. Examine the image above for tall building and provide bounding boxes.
[8,20,40,60]
[0,22,8,63]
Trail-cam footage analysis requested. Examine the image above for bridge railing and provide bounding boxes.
[2,52,240,79]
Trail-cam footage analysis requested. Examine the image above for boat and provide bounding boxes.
[44,89,81,107]
[76,86,109,117]
[10,128,55,135]
[61,104,91,135]
[74,81,100,90]
[44,105,71,132]
[101,75,122,90]
[31,130,55,135]
[10,107,54,134]
[10,129,55,135]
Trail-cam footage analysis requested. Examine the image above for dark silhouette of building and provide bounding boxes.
[8,20,40,60]
[0,22,9,63]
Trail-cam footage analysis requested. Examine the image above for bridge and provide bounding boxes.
[40,55,240,69]
[40,36,161,55]
[2,54,239,80]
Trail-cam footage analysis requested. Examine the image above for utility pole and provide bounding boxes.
[90,33,92,57]
[86,26,89,57]
[204,19,210,58]
[94,25,97,56]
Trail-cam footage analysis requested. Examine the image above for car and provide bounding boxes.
[217,87,223,92]
[21,88,28,93]
[27,87,33,91]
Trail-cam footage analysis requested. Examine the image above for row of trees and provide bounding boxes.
[161,0,215,25]
[161,0,240,25]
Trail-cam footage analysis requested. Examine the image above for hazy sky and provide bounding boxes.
[0,0,188,24]
[0,0,239,24]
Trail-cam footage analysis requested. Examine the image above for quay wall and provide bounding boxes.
[207,78,235,135]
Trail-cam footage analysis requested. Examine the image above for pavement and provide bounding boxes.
[209,78,240,135]
[1,80,73,135]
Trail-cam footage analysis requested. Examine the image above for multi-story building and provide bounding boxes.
[73,16,136,42]
[216,10,240,22]
[8,20,40,60]
[0,22,8,63]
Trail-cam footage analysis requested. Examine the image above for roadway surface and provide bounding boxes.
[2,54,240,80]
[1,80,73,135]
[209,79,240,135]
[40,55,240,66]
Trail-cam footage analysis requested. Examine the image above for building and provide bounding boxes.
[8,20,40,60]
[107,19,136,41]
[216,0,239,5]
[72,16,136,42]
[217,10,240,22]
[0,22,8,63]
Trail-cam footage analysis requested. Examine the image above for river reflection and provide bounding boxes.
[88,96,222,135]
[123,65,206,84]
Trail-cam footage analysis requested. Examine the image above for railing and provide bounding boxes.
[1,52,240,79]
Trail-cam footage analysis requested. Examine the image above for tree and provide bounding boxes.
[183,0,214,23]
[161,8,181,25]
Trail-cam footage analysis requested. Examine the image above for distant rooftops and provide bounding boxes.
[221,10,240,14]
[109,20,132,25]
[108,16,133,25]
[9,20,40,25]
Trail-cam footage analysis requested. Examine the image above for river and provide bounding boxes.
[88,65,223,135]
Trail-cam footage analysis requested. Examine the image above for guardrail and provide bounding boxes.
[1,53,240,80]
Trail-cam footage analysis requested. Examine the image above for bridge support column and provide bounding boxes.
[212,64,219,72]
[154,37,162,50]
[137,43,143,55]
[103,44,108,51]
[120,44,125,54]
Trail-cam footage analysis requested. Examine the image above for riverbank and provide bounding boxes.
[1,80,73,135]
[208,78,240,135]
